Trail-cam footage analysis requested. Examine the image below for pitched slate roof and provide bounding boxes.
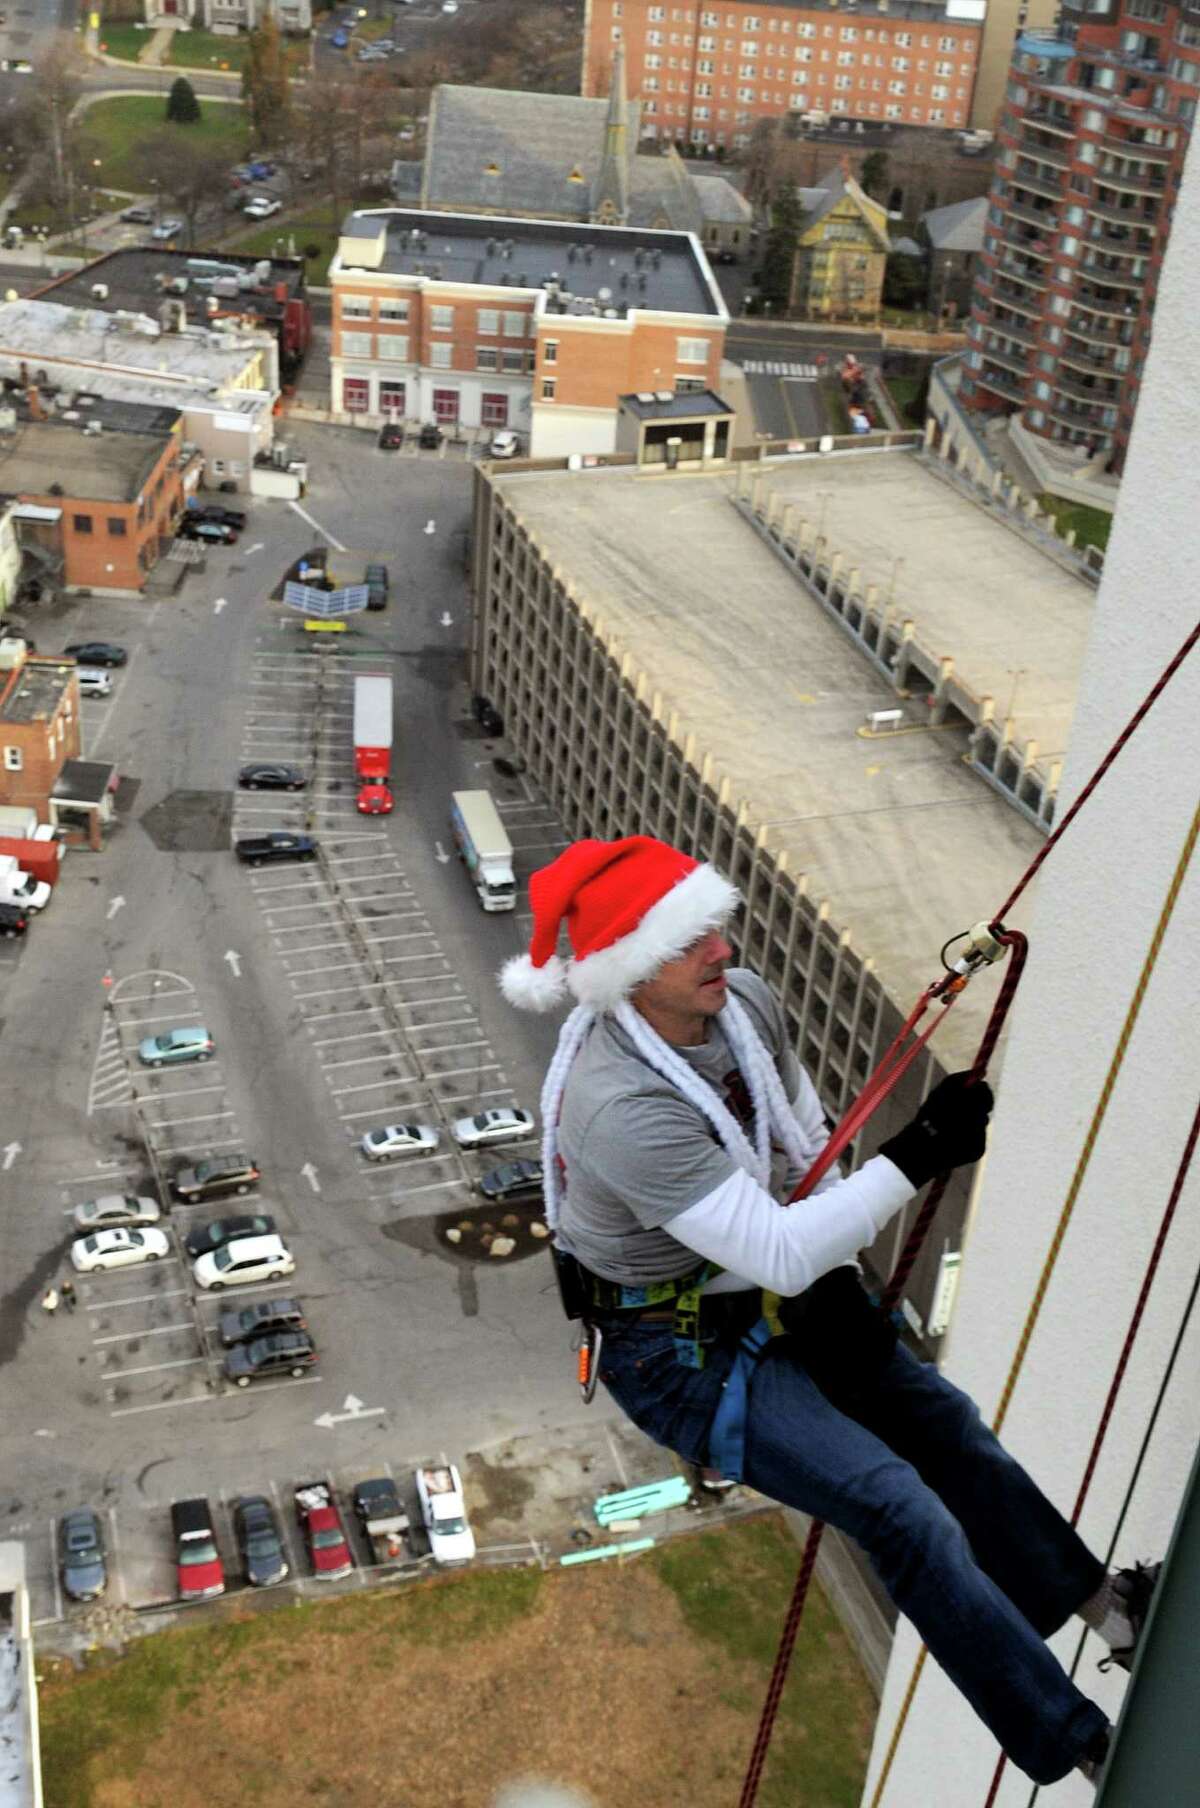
[798,167,890,251]
[921,194,988,253]
[689,173,753,226]
[422,86,644,221]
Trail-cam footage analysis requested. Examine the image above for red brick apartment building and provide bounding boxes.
[583,0,984,149]
[0,651,81,818]
[962,0,1198,470]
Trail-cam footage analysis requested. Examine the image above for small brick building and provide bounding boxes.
[0,649,81,820]
[0,397,184,594]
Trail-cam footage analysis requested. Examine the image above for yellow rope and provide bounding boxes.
[869,794,1200,1807]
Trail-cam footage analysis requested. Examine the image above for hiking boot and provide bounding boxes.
[1098,1561,1162,1673]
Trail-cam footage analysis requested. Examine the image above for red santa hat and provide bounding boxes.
[500,836,739,1013]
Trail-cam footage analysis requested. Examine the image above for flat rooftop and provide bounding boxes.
[35,248,305,329]
[490,453,1086,1068]
[621,388,733,420]
[0,657,74,723]
[0,416,169,503]
[0,299,274,389]
[336,210,721,319]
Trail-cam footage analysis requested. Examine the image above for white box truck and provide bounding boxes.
[0,855,50,911]
[450,790,515,912]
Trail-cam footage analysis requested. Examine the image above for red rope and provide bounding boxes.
[979,1088,1200,1808]
[736,622,1199,1808]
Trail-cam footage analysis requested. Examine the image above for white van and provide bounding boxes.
[0,805,38,837]
[0,862,50,911]
[77,668,113,699]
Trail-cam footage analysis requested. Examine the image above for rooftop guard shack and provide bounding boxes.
[615,388,734,468]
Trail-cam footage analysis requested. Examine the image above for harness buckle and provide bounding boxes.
[576,1322,602,1403]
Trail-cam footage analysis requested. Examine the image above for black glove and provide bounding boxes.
[879,1071,994,1190]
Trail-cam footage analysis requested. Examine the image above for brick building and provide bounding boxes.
[961,0,1197,470]
[0,397,184,594]
[330,209,727,456]
[0,650,81,820]
[583,0,985,150]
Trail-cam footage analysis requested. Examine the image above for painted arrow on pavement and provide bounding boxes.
[3,1142,21,1171]
[106,896,125,920]
[213,597,227,615]
[424,519,435,535]
[300,1162,321,1194]
[245,542,265,555]
[440,611,452,628]
[314,1393,386,1429]
[224,949,242,978]
[434,841,450,864]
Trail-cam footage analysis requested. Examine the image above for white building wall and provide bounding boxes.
[865,131,1200,1807]
[529,404,618,459]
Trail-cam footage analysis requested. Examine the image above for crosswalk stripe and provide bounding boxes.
[740,359,819,379]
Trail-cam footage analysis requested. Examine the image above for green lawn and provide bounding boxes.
[819,373,852,436]
[166,28,250,73]
[1039,493,1114,552]
[76,95,247,190]
[884,373,927,426]
[96,22,151,63]
[223,214,341,280]
[37,1515,875,1808]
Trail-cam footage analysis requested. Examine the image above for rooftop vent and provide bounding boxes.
[517,273,527,286]
[253,259,271,283]
[619,273,629,288]
[567,244,578,262]
[90,283,108,302]
[655,390,674,403]
[634,249,644,268]
[504,238,515,258]
[652,249,662,269]
[636,392,656,403]
[598,286,613,302]
[83,419,103,436]
[584,247,594,264]
[638,273,648,290]
[486,238,497,255]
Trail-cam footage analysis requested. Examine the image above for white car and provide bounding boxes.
[73,1194,161,1232]
[76,668,112,699]
[71,1226,171,1273]
[442,1,458,11]
[451,1106,535,1150]
[361,1123,440,1162]
[489,429,518,458]
[243,195,282,219]
[193,1233,295,1292]
[151,217,185,241]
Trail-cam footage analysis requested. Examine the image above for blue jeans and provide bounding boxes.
[596,1307,1109,1786]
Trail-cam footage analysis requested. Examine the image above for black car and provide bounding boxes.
[63,641,127,667]
[225,1329,317,1387]
[234,832,318,866]
[418,422,442,449]
[172,1153,261,1202]
[477,1158,545,1204]
[190,503,247,532]
[184,1212,277,1261]
[59,1507,107,1602]
[219,1296,307,1347]
[232,1493,289,1586]
[119,205,153,225]
[0,902,29,938]
[177,517,238,545]
[471,693,504,737]
[364,562,389,611]
[378,422,403,451]
[237,762,306,792]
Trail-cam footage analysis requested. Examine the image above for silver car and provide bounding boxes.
[73,1193,161,1232]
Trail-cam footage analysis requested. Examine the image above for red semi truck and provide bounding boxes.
[353,673,394,814]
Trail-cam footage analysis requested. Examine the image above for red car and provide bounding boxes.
[295,1481,353,1579]
[171,1498,225,1600]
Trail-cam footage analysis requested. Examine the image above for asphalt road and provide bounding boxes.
[724,322,882,440]
[0,427,608,1628]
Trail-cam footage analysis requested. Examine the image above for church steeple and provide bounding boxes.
[591,44,629,225]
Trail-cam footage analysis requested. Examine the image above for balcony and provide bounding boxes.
[1075,288,1138,320]
[1065,313,1134,349]
[1013,164,1067,203]
[1096,167,1167,198]
[1102,129,1173,163]
[1003,195,1059,233]
[1020,134,1073,170]
[1059,340,1125,379]
[989,313,1038,349]
[1024,106,1075,137]
[999,258,1050,290]
[992,280,1043,316]
[1079,255,1144,289]
[1053,367,1120,405]
[975,361,1025,399]
[1088,224,1155,256]
[1047,397,1107,433]
[1087,194,1160,230]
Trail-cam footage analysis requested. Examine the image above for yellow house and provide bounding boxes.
[790,166,890,323]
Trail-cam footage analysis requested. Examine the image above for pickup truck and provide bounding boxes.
[415,1463,476,1565]
[294,1480,353,1580]
[351,1475,411,1564]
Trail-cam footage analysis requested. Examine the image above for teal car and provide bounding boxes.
[138,1026,215,1068]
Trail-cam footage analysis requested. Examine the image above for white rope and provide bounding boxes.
[539,1004,595,1230]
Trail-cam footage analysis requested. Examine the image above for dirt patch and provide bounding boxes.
[464,1444,538,1533]
[40,1517,873,1808]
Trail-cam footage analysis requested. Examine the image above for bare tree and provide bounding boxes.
[20,34,85,209]
[132,131,238,243]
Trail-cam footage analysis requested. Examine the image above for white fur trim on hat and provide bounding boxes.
[568,863,739,1011]
[500,951,569,1013]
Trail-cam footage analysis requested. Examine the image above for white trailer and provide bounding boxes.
[449,790,515,912]
[415,1463,476,1565]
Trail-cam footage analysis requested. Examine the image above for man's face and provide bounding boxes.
[633,928,733,1037]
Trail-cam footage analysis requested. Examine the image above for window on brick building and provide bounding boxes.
[501,350,526,373]
[380,381,405,414]
[73,514,93,533]
[342,377,369,412]
[430,305,454,330]
[541,378,556,399]
[477,347,498,370]
[543,340,558,364]
[430,343,452,369]
[107,518,127,536]
[503,311,529,337]
[377,336,408,361]
[2,746,21,771]
[342,331,372,358]
[341,297,371,318]
[380,300,409,321]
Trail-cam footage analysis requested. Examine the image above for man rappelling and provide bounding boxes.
[502,835,1154,1789]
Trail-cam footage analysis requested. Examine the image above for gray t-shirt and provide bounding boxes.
[557,970,808,1284]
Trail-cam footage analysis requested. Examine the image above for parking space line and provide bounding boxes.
[280,959,361,978]
[269,1478,304,1576]
[386,1178,464,1199]
[115,1009,204,1028]
[261,899,342,916]
[87,1287,190,1311]
[93,1322,196,1346]
[143,1110,238,1129]
[339,1102,427,1122]
[48,1518,62,1622]
[442,1086,516,1104]
[428,1062,504,1080]
[107,1506,126,1605]
[276,940,354,957]
[321,1052,406,1072]
[104,1355,206,1379]
[110,1392,216,1418]
[58,1168,144,1187]
[220,1373,323,1398]
[408,1030,487,1049]
[294,980,393,1000]
[311,1030,403,1048]
[329,1078,413,1098]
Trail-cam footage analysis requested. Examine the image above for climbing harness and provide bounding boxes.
[739,615,1200,1808]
